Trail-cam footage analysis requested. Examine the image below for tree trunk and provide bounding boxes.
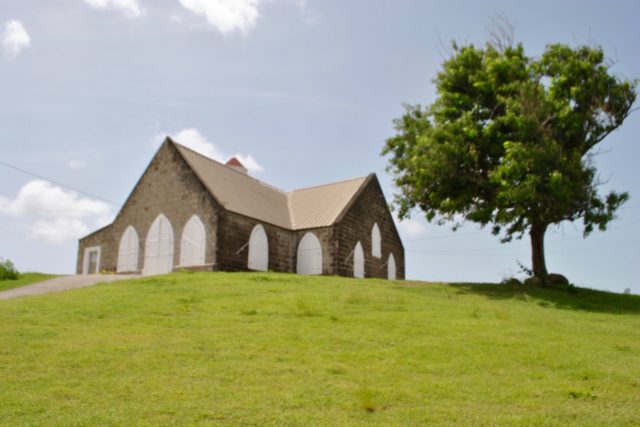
[530,222,548,279]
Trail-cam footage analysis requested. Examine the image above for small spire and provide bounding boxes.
[225,157,248,174]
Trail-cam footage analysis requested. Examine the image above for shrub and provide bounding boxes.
[501,277,522,286]
[0,258,19,280]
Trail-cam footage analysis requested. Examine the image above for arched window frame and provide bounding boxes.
[179,214,206,267]
[296,232,323,275]
[371,223,381,258]
[353,241,365,278]
[248,224,269,271]
[143,213,174,276]
[387,253,396,280]
[117,225,139,273]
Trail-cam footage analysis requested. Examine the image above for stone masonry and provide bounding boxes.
[333,176,405,279]
[78,139,404,279]
[77,142,220,273]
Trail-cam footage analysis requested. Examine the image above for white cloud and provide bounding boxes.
[157,128,264,172]
[394,213,428,238]
[68,159,87,171]
[233,153,263,172]
[172,128,227,161]
[2,20,31,59]
[83,0,144,18]
[293,0,321,26]
[0,180,112,244]
[178,0,260,35]
[28,218,92,245]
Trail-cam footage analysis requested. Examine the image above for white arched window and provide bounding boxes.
[353,241,365,278]
[180,215,206,267]
[143,214,174,275]
[117,226,139,273]
[248,224,269,271]
[296,232,323,275]
[371,223,381,258]
[387,253,396,280]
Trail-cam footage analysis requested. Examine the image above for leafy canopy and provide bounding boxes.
[384,42,637,241]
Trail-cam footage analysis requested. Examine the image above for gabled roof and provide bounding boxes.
[172,139,371,230]
[288,176,371,229]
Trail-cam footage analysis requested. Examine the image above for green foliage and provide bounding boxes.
[0,259,19,281]
[383,41,637,277]
[0,272,639,425]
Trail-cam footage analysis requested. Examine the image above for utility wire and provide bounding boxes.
[405,217,640,243]
[405,229,484,242]
[404,219,640,254]
[0,160,122,206]
[620,203,640,210]
[405,239,640,256]
[0,228,21,237]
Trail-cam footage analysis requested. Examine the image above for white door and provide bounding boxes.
[143,214,174,275]
[83,247,101,275]
[296,232,322,275]
[353,241,365,278]
[387,253,396,280]
[117,226,139,273]
[180,215,206,267]
[248,224,268,271]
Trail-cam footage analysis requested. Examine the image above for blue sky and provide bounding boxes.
[1,0,638,293]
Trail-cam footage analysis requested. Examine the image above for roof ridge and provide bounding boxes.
[289,174,371,194]
[286,192,295,228]
[170,138,288,195]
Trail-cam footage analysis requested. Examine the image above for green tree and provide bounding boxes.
[0,258,19,280]
[383,41,637,280]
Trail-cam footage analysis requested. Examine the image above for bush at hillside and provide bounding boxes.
[0,258,19,280]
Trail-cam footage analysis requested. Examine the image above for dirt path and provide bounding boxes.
[0,275,140,301]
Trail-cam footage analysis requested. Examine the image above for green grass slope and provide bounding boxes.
[0,273,57,292]
[1,273,638,426]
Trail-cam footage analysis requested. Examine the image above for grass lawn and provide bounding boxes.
[0,273,57,292]
[0,272,638,426]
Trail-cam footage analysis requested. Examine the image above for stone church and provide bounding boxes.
[77,138,404,279]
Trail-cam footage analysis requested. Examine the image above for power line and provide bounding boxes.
[405,229,484,242]
[403,219,640,256]
[401,203,640,243]
[620,203,640,210]
[0,160,122,206]
[404,250,516,258]
[405,239,640,256]
[547,239,640,254]
[0,228,21,237]
[405,218,640,244]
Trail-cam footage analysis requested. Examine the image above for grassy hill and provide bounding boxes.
[1,273,638,426]
[0,273,57,292]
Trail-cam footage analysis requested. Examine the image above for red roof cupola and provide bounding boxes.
[225,157,248,174]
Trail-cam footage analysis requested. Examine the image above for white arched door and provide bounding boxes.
[296,232,323,275]
[117,225,139,273]
[248,224,268,271]
[180,215,206,267]
[143,214,174,275]
[371,223,381,258]
[353,241,364,278]
[387,253,396,280]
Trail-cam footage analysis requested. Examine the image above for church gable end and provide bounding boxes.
[77,140,220,273]
[333,175,405,279]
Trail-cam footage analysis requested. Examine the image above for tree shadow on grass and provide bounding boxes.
[449,282,640,315]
